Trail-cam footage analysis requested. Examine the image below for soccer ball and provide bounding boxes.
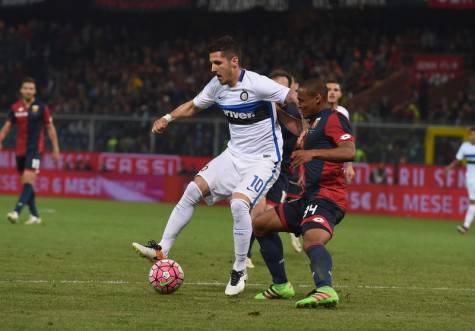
[148,259,184,294]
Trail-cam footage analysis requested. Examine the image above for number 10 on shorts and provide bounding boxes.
[247,175,264,193]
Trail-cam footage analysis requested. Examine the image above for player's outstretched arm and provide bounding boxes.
[445,159,461,172]
[276,105,302,136]
[285,89,298,106]
[46,122,60,161]
[291,141,355,168]
[152,100,203,134]
[0,120,12,151]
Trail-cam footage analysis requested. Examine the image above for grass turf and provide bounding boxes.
[0,195,474,331]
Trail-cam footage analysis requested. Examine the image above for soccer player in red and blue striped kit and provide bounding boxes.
[0,77,60,224]
[252,78,355,308]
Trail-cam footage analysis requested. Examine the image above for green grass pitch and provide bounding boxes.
[1,195,474,331]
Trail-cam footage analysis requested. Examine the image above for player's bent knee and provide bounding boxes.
[252,208,281,237]
[193,175,210,197]
[303,228,331,251]
[22,171,37,184]
[230,199,250,217]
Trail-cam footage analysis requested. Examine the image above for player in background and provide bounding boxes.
[0,77,60,224]
[327,82,355,184]
[252,79,355,308]
[132,36,298,296]
[246,70,302,269]
[446,128,475,234]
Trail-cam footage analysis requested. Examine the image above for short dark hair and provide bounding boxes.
[470,127,475,132]
[300,79,327,98]
[326,80,342,90]
[207,35,241,60]
[269,69,293,88]
[21,76,36,86]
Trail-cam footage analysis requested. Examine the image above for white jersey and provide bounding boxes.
[456,142,475,178]
[336,105,350,120]
[193,69,289,162]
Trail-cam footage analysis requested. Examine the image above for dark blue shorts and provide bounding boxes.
[266,172,289,206]
[276,198,345,236]
[16,153,41,173]
[285,170,302,200]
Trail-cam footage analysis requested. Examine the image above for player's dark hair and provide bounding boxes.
[470,127,475,132]
[21,77,36,86]
[269,69,293,88]
[300,79,328,100]
[327,80,342,91]
[207,35,241,60]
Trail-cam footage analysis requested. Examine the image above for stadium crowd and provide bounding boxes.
[0,13,474,159]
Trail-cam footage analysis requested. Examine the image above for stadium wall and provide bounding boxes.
[0,151,468,220]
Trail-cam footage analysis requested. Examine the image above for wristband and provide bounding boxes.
[162,114,174,122]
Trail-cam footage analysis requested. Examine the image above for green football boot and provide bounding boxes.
[254,282,295,300]
[295,286,339,308]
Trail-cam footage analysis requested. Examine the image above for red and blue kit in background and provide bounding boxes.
[8,99,52,173]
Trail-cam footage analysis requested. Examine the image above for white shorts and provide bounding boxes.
[197,148,280,207]
[467,176,475,200]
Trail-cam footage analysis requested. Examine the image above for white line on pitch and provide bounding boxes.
[0,279,474,292]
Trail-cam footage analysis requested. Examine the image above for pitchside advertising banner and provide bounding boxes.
[0,151,468,220]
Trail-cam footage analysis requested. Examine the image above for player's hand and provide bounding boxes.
[152,118,169,134]
[291,150,314,168]
[345,165,356,184]
[296,129,307,149]
[52,149,60,162]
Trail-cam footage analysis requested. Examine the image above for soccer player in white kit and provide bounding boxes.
[447,128,475,234]
[132,36,298,295]
[327,81,355,183]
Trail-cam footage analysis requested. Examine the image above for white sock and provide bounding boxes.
[463,204,475,229]
[230,199,252,272]
[159,182,202,255]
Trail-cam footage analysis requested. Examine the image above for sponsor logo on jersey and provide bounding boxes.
[223,109,256,119]
[15,111,28,118]
[340,134,352,140]
[240,91,249,101]
[32,105,39,113]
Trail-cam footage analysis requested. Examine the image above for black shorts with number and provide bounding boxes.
[266,172,289,206]
[16,153,41,173]
[276,198,345,236]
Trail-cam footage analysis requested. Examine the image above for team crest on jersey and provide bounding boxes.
[240,90,249,101]
[32,105,39,113]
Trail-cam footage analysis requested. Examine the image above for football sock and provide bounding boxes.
[257,232,288,284]
[463,204,475,229]
[247,234,256,258]
[306,244,333,288]
[230,199,252,272]
[14,183,33,214]
[28,188,39,217]
[159,181,202,255]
